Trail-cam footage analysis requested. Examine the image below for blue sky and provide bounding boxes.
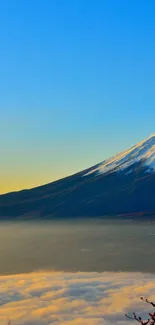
[0,0,155,193]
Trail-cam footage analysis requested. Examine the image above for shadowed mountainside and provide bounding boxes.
[1,135,155,219]
[0,162,155,219]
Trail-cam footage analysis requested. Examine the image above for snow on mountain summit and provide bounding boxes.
[84,134,155,177]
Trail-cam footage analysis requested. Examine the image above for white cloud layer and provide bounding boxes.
[0,272,155,325]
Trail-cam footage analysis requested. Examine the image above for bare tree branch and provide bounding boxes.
[125,297,155,325]
[141,297,155,308]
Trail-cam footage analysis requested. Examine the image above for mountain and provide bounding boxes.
[1,135,155,219]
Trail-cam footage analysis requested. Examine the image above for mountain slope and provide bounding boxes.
[1,135,155,218]
[84,134,155,176]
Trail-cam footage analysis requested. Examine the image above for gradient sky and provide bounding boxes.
[1,0,155,194]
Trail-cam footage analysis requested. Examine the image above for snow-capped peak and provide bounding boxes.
[84,134,155,177]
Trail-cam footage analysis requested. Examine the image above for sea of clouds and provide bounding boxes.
[0,272,155,325]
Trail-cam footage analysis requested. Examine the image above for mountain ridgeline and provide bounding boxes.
[1,135,155,219]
